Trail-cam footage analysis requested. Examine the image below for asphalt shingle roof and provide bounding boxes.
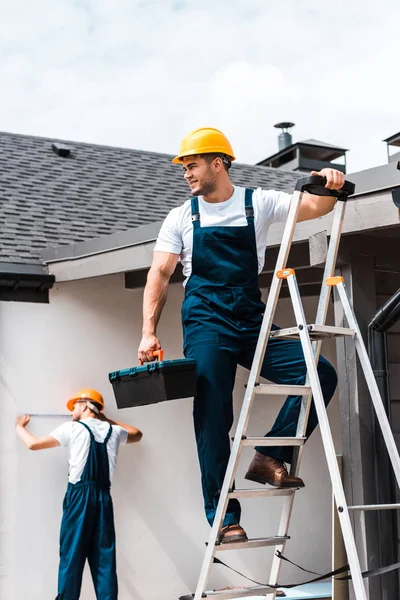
[0,131,301,266]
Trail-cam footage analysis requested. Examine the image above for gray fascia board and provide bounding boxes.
[42,221,163,264]
[0,262,49,275]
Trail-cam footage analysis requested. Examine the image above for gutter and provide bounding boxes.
[0,262,55,303]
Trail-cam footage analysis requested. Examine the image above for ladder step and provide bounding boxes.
[215,536,289,551]
[241,436,306,447]
[203,586,275,598]
[348,503,400,511]
[270,324,355,341]
[254,383,311,396]
[228,488,298,499]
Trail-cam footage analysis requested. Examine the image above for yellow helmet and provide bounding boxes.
[66,388,104,412]
[172,127,236,164]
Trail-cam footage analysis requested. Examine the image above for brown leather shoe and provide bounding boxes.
[245,452,304,488]
[218,524,248,544]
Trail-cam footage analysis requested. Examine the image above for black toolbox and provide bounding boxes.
[109,353,197,409]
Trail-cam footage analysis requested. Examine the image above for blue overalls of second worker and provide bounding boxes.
[182,188,338,528]
[57,420,117,599]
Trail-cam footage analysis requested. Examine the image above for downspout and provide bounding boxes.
[368,288,400,600]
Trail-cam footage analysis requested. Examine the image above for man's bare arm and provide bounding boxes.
[98,413,143,444]
[138,251,179,363]
[15,415,60,451]
[297,168,345,222]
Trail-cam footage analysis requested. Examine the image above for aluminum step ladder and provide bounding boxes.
[190,175,400,600]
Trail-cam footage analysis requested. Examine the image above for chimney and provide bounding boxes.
[383,131,400,164]
[274,122,295,151]
[257,124,346,172]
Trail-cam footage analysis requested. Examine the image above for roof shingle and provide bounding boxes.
[0,131,300,265]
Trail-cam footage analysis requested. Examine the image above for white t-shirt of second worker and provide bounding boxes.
[154,185,292,284]
[50,418,128,484]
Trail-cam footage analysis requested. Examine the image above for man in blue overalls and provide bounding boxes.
[138,127,342,543]
[16,388,142,598]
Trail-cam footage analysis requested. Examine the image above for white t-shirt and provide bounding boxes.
[154,186,291,283]
[50,418,128,484]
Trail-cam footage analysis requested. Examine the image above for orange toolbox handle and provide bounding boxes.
[139,349,164,366]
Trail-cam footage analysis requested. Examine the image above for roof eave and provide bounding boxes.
[383,132,400,145]
[257,141,348,165]
[256,143,297,165]
[42,221,163,264]
[0,261,55,303]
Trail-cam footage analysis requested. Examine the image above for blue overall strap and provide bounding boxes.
[244,188,254,225]
[104,423,113,444]
[78,420,112,445]
[191,197,200,230]
[77,421,112,488]
[78,420,94,439]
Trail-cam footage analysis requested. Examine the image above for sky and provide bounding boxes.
[1,0,400,173]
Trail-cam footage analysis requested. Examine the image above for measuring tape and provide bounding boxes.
[28,414,70,418]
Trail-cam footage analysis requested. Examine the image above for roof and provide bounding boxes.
[300,138,348,151]
[0,131,300,266]
[257,138,347,166]
[383,131,400,147]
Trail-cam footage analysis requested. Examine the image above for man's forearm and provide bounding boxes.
[142,268,169,335]
[298,194,337,222]
[99,413,142,442]
[16,425,38,449]
[297,168,344,222]
[311,195,336,217]
[102,415,142,440]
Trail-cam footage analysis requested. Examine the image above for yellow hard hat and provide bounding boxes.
[66,388,104,412]
[172,127,236,164]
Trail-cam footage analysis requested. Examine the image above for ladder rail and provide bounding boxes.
[315,199,348,327]
[266,200,349,598]
[264,494,296,600]
[287,273,367,599]
[294,198,348,463]
[193,190,305,600]
[293,199,348,472]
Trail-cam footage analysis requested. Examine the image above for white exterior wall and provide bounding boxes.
[0,274,341,599]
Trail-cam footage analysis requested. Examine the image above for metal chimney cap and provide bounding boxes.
[274,122,295,131]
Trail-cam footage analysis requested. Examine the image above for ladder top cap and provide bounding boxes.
[326,276,344,286]
[276,268,295,279]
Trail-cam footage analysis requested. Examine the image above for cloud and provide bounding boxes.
[0,0,399,172]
